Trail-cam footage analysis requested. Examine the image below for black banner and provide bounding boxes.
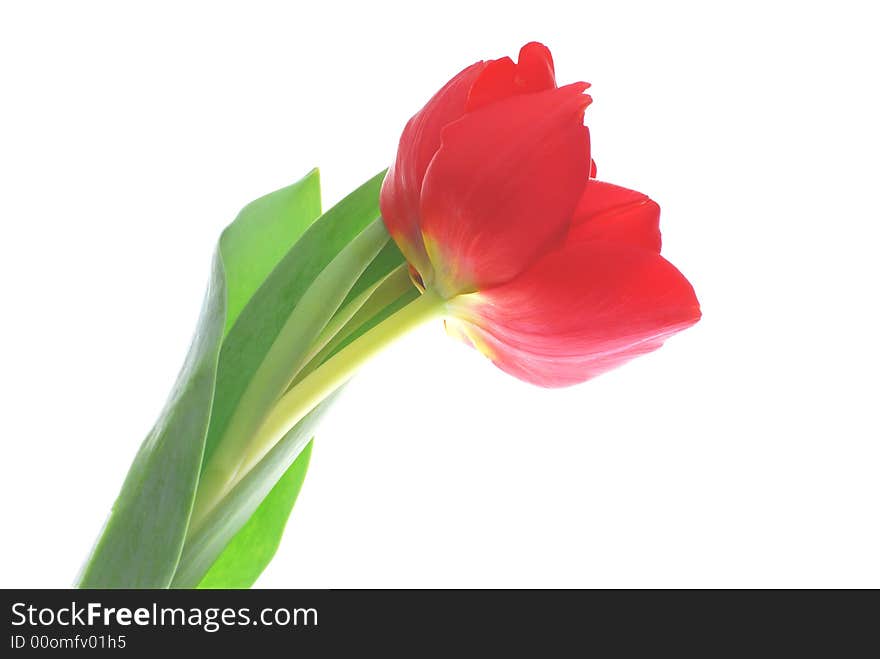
[2,589,873,653]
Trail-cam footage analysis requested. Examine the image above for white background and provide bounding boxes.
[1,1,878,588]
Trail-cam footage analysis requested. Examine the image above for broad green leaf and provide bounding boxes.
[187,209,411,588]
[77,256,226,588]
[77,170,322,588]
[220,169,323,335]
[187,269,414,589]
[179,171,400,586]
[196,441,314,589]
[201,171,388,473]
[172,396,338,588]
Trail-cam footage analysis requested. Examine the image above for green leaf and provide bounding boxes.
[219,169,323,335]
[178,170,401,587]
[191,177,394,531]
[78,168,404,589]
[201,171,388,473]
[77,170,322,588]
[185,266,414,589]
[172,396,338,588]
[196,441,314,589]
[77,257,226,588]
[186,229,411,588]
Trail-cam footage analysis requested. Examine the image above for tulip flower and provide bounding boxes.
[79,42,701,590]
[381,42,701,386]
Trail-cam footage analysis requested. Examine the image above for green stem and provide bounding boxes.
[189,287,445,532]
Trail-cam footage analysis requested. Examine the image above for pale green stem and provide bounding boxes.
[188,287,446,532]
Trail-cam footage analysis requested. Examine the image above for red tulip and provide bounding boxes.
[381,42,700,387]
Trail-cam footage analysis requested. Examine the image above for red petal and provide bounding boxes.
[420,83,592,296]
[466,42,558,112]
[380,62,486,278]
[514,42,556,92]
[466,57,518,111]
[567,180,662,252]
[447,240,701,387]
[590,159,598,178]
